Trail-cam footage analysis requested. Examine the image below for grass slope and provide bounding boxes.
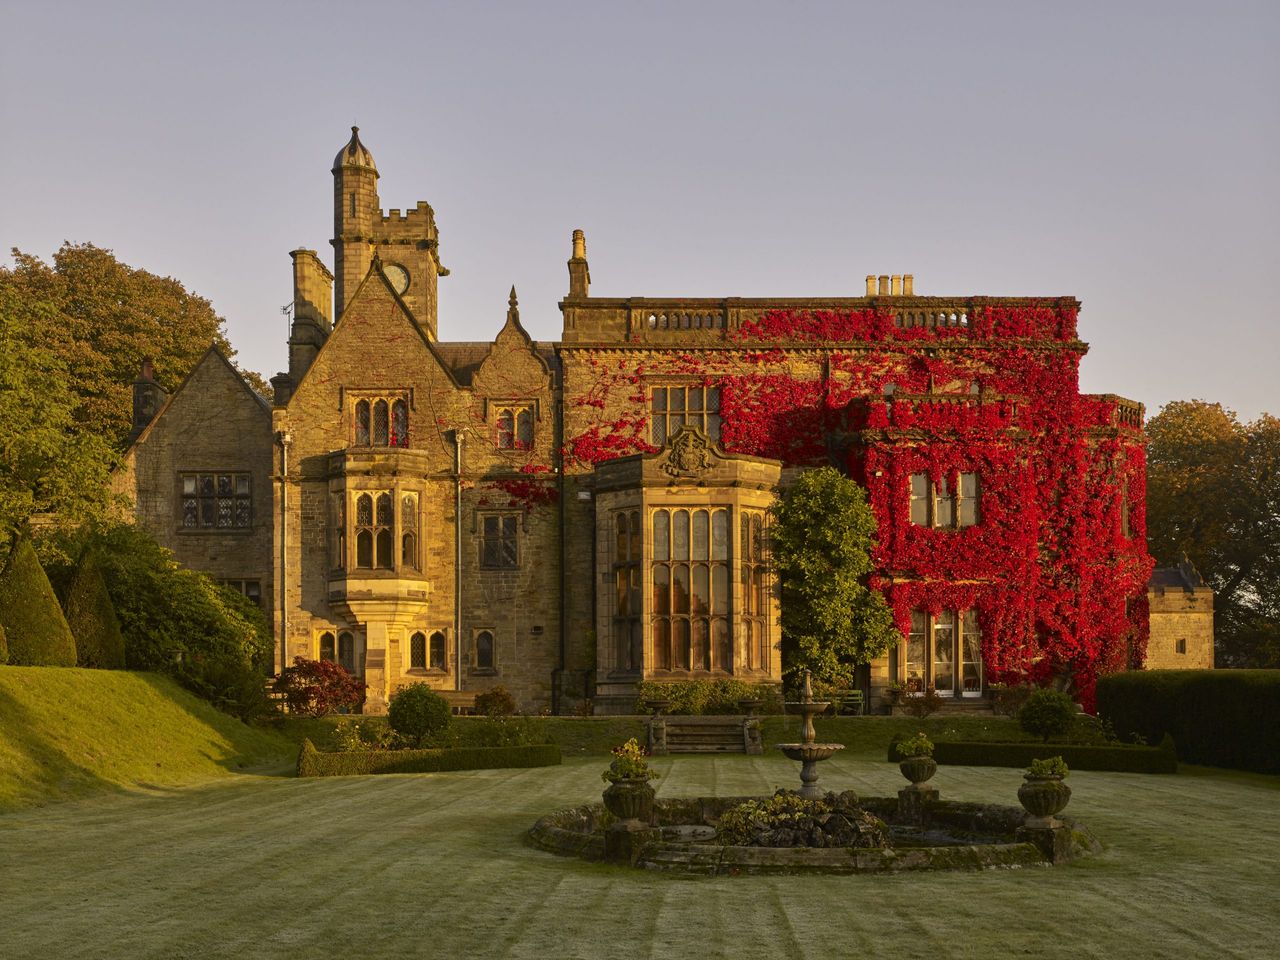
[1,756,1276,959]
[0,667,291,811]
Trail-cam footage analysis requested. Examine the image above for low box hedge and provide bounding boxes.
[886,735,1178,773]
[1097,670,1280,774]
[296,739,562,777]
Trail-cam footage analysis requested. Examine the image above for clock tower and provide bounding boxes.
[331,127,447,338]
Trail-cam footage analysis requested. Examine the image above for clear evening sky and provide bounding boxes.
[3,1,1277,420]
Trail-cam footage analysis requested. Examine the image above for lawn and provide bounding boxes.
[2,754,1277,959]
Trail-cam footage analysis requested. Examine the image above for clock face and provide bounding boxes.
[384,263,410,294]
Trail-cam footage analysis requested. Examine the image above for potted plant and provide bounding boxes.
[895,731,937,786]
[1017,756,1072,824]
[601,738,659,823]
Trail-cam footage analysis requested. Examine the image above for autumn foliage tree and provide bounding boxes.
[274,657,366,717]
[0,243,266,451]
[769,466,899,686]
[1146,400,1280,667]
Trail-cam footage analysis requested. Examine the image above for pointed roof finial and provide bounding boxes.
[506,285,520,326]
[333,126,377,173]
[509,285,518,309]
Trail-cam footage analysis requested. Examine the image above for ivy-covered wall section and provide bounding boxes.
[556,298,1151,709]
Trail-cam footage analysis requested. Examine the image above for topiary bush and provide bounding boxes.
[0,621,7,664]
[0,538,77,666]
[62,550,125,669]
[1018,688,1078,742]
[388,683,452,747]
[473,684,518,717]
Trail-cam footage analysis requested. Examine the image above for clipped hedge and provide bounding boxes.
[1097,670,1280,774]
[886,734,1178,773]
[296,738,562,777]
[0,539,77,666]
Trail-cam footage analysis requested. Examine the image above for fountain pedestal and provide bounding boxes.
[776,672,844,799]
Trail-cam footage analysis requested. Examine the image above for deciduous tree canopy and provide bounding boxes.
[0,243,266,451]
[1146,400,1280,667]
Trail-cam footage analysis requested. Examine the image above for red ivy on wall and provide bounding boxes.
[558,304,1149,707]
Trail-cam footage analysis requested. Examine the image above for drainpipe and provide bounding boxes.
[276,430,293,674]
[451,430,464,692]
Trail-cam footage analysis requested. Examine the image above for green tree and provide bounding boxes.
[0,538,78,666]
[0,243,267,450]
[769,466,898,686]
[1146,400,1280,667]
[63,550,126,669]
[388,684,452,747]
[0,290,116,548]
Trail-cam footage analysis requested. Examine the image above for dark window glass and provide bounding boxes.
[373,400,389,445]
[319,632,336,661]
[392,399,409,448]
[429,632,446,670]
[476,631,495,670]
[410,632,426,670]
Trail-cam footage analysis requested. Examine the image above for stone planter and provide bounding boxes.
[1018,775,1071,824]
[642,698,672,716]
[602,777,656,824]
[736,698,763,716]
[899,755,938,786]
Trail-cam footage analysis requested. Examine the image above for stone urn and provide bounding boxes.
[642,698,672,716]
[899,755,938,787]
[736,698,763,716]
[1018,775,1072,825]
[602,778,656,824]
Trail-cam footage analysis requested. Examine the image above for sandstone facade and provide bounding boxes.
[117,129,1190,715]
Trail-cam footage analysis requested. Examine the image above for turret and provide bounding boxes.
[332,126,380,318]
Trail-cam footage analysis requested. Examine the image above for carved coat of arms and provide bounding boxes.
[661,426,714,479]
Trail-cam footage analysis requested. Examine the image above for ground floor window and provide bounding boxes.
[900,609,982,696]
[409,630,448,671]
[219,579,262,607]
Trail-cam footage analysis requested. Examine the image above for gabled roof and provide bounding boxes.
[124,345,270,455]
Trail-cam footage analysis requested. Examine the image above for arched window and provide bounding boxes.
[375,493,394,568]
[372,400,389,446]
[338,632,355,674]
[319,632,336,662]
[475,630,495,671]
[401,493,418,569]
[355,400,371,445]
[391,399,409,448]
[516,408,534,449]
[355,493,374,568]
[429,631,446,670]
[496,409,515,449]
[410,632,427,671]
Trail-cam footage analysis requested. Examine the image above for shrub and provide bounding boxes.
[274,657,365,718]
[62,550,125,669]
[635,679,782,715]
[1028,756,1069,778]
[333,717,401,751]
[0,621,7,664]
[474,684,518,717]
[1097,669,1280,774]
[0,538,77,666]
[1018,689,1077,742]
[43,523,274,713]
[989,682,1036,718]
[898,686,944,719]
[424,716,548,749]
[602,737,657,782]
[388,683,452,747]
[895,731,934,759]
[716,793,830,846]
[296,739,561,777]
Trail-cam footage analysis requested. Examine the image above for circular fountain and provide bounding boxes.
[776,671,844,799]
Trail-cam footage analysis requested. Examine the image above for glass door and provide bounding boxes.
[932,611,955,695]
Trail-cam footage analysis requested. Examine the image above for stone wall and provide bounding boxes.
[1147,584,1215,670]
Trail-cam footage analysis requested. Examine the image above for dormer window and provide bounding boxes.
[353,394,409,448]
[494,403,534,450]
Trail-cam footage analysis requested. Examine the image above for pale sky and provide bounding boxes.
[3,0,1277,421]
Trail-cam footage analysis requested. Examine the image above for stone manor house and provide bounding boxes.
[115,128,1206,715]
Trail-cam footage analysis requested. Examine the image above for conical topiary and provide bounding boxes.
[0,621,8,664]
[0,538,78,666]
[64,550,125,669]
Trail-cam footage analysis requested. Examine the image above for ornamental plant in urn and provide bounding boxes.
[1018,756,1072,825]
[601,738,658,823]
[895,732,937,786]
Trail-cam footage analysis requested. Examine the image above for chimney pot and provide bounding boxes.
[878,275,891,296]
[865,275,876,297]
[891,275,902,296]
[903,274,914,296]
